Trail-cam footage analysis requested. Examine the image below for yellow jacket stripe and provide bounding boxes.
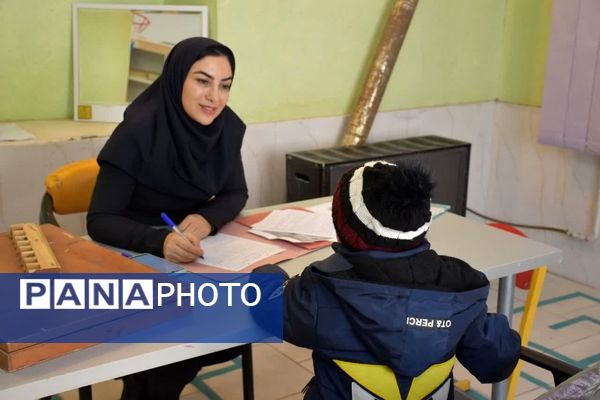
[333,356,456,400]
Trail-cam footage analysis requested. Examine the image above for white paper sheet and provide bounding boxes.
[306,202,332,214]
[251,209,337,240]
[197,233,285,271]
[0,123,35,142]
[248,228,331,243]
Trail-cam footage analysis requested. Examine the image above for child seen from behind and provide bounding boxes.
[256,160,521,400]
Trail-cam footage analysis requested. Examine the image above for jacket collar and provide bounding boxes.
[332,240,431,260]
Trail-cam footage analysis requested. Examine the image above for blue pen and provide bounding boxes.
[160,212,204,259]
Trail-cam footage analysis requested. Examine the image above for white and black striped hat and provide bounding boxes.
[331,160,434,252]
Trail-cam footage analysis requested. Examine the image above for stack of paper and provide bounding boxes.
[246,204,449,246]
[249,209,337,244]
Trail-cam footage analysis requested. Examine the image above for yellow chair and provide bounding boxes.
[38,159,254,400]
[39,158,99,226]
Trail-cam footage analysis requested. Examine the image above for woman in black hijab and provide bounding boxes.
[88,37,247,263]
[87,37,249,399]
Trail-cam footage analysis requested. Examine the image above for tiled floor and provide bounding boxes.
[53,272,599,400]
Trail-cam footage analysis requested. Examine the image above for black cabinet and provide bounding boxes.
[286,135,470,216]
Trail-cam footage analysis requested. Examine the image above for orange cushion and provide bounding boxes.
[45,159,99,214]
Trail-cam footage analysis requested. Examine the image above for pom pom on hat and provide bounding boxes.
[332,160,434,252]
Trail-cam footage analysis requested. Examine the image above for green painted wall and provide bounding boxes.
[498,0,554,105]
[0,0,553,123]
[0,0,165,121]
[220,0,508,122]
[1,0,76,121]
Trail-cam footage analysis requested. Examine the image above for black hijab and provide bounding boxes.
[98,37,246,200]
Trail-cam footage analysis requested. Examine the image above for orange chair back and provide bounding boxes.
[45,159,99,214]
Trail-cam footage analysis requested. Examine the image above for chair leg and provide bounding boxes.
[78,385,92,400]
[241,344,254,400]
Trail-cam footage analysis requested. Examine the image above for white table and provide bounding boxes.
[0,198,562,400]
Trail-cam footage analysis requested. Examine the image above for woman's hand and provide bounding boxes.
[179,214,213,241]
[163,231,204,263]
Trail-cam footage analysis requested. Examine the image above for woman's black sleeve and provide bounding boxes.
[197,151,249,231]
[86,163,169,256]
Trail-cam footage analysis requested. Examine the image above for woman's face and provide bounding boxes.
[181,55,233,125]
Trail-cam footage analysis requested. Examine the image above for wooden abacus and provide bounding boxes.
[9,223,61,273]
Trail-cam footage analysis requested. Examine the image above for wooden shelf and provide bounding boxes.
[132,38,173,56]
[128,68,160,85]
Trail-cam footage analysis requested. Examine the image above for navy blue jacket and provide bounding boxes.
[268,242,521,399]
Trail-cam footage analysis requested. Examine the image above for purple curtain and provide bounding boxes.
[539,0,600,154]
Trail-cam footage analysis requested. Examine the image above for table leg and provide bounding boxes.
[491,274,516,400]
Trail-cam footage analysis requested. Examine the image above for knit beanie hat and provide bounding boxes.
[332,160,434,252]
